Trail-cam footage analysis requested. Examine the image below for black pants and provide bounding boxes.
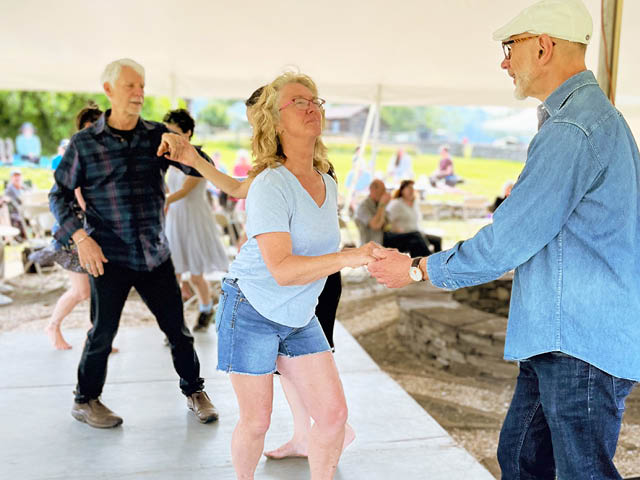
[424,233,442,253]
[314,271,342,350]
[74,259,204,403]
[383,231,431,258]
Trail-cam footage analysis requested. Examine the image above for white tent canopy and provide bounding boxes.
[1,0,638,123]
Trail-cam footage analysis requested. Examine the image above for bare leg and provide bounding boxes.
[189,273,211,305]
[265,375,356,460]
[264,375,311,458]
[176,273,194,301]
[230,373,274,480]
[277,352,348,480]
[45,271,90,350]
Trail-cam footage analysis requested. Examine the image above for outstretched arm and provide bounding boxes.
[258,232,378,286]
[158,133,251,198]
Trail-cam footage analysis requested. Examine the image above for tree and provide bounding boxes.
[197,100,232,129]
[379,106,420,133]
[0,91,108,155]
[0,91,181,155]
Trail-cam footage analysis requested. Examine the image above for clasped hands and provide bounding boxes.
[349,242,428,289]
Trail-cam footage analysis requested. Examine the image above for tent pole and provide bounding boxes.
[597,0,624,104]
[370,85,382,176]
[341,94,378,218]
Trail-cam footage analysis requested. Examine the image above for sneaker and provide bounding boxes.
[71,398,123,428]
[193,311,214,332]
[0,293,12,306]
[187,391,219,423]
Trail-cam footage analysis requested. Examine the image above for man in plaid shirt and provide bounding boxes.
[49,58,219,429]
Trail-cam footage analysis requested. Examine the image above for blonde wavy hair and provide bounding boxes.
[248,72,329,178]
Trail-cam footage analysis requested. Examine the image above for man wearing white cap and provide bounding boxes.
[368,0,639,478]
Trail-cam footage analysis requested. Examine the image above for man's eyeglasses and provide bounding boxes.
[501,35,539,60]
[279,97,326,111]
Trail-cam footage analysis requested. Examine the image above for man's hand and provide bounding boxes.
[74,233,108,277]
[367,247,415,288]
[380,192,391,206]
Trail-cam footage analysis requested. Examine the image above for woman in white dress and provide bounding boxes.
[163,109,229,331]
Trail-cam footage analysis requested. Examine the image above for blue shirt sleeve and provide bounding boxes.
[427,122,603,290]
[245,171,291,238]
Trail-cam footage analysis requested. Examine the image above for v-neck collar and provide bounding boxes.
[280,166,327,209]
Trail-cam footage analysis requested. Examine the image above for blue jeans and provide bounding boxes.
[498,352,636,479]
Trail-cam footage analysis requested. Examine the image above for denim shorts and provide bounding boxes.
[215,278,331,375]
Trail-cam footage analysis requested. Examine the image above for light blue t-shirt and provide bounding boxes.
[227,165,340,327]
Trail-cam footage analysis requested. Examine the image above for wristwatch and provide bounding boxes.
[409,257,425,282]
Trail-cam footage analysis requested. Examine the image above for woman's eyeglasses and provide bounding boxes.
[279,97,326,111]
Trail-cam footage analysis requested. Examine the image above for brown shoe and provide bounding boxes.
[71,398,123,428]
[193,311,214,332]
[187,391,219,423]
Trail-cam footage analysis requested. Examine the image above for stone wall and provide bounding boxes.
[396,276,516,379]
[452,278,512,318]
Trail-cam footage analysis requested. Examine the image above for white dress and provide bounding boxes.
[165,166,229,275]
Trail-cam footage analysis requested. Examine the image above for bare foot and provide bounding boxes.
[264,440,308,459]
[343,423,356,452]
[181,282,194,302]
[45,323,72,350]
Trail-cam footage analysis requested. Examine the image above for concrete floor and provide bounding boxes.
[0,322,493,480]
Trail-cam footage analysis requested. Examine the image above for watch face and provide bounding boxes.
[409,266,422,281]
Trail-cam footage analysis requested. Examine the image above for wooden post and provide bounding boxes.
[597,0,624,104]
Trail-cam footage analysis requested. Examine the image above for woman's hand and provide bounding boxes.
[157,133,198,167]
[340,241,380,268]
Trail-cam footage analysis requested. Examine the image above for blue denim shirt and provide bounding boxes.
[427,71,640,381]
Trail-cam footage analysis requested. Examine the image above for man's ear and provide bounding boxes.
[103,82,112,98]
[537,35,555,63]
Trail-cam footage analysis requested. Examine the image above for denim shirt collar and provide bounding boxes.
[542,70,599,117]
[92,109,155,136]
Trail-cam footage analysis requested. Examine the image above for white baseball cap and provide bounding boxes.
[492,0,593,44]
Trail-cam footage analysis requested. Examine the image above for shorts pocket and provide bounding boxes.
[215,290,228,333]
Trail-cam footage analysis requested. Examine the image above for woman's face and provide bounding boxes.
[401,183,415,201]
[164,122,190,140]
[277,83,323,141]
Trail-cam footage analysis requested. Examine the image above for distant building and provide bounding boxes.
[324,105,374,136]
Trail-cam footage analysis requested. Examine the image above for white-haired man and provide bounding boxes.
[368,0,639,478]
[50,58,219,428]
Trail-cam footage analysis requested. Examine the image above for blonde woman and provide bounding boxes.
[168,86,355,459]
[160,72,376,480]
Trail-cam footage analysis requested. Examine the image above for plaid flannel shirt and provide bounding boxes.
[49,111,204,271]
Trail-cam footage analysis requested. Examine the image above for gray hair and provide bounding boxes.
[101,58,145,87]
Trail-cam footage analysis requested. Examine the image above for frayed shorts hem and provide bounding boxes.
[217,367,277,376]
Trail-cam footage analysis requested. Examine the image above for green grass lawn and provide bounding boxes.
[199,138,525,199]
[1,139,525,246]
